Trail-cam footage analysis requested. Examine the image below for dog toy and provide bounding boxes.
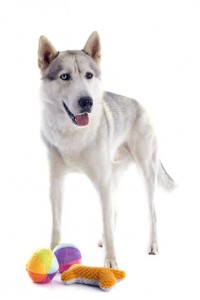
[53,243,82,273]
[26,248,59,283]
[61,264,126,291]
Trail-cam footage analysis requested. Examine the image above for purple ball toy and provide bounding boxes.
[53,243,82,273]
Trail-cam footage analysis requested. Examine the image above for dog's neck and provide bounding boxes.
[41,99,104,152]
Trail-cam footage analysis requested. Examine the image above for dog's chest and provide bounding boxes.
[43,112,131,173]
[45,124,100,172]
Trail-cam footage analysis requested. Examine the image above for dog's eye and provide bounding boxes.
[60,73,71,81]
[85,72,93,79]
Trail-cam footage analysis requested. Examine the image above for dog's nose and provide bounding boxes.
[78,97,93,111]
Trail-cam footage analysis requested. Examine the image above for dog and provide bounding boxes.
[38,32,175,268]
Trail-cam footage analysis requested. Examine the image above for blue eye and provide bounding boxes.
[60,73,71,80]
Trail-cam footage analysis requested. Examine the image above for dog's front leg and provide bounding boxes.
[97,181,118,269]
[48,148,66,250]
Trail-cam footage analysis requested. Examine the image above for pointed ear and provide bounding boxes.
[83,31,101,64]
[38,36,58,70]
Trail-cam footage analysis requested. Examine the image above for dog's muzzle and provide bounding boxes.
[78,97,93,113]
[62,99,92,127]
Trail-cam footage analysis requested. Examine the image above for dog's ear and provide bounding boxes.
[83,31,101,64]
[38,36,58,70]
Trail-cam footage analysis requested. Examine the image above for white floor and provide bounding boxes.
[1,1,200,299]
[1,165,200,300]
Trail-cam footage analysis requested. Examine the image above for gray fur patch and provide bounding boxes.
[42,50,101,80]
[45,63,63,81]
[89,62,101,78]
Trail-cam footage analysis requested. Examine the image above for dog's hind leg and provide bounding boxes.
[48,147,66,250]
[129,120,159,255]
[144,164,158,255]
[137,148,158,254]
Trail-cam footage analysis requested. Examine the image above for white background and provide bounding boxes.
[0,0,200,299]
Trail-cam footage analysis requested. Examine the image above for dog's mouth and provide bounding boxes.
[63,102,89,126]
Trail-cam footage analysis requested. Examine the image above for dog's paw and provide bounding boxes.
[104,258,118,269]
[50,241,59,250]
[98,239,103,247]
[148,242,159,255]
[51,231,61,250]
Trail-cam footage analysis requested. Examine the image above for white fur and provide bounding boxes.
[38,32,175,268]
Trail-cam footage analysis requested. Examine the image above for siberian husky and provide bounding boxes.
[38,32,175,268]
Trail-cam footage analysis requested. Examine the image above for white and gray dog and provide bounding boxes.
[38,32,175,268]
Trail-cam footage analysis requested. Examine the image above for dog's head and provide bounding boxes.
[38,32,102,127]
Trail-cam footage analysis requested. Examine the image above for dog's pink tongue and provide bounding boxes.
[75,113,89,126]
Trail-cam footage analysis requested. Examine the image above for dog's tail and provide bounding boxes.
[157,161,176,191]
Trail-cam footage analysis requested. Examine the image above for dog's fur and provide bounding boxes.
[38,32,175,268]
